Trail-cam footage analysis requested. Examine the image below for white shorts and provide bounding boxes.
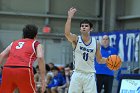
[68,71,97,93]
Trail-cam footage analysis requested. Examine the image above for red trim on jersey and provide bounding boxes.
[34,41,40,53]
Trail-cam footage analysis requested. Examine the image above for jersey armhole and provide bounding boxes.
[73,36,79,50]
[34,41,40,53]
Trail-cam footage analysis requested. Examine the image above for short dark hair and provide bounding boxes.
[45,64,50,71]
[49,62,54,66]
[52,66,59,71]
[23,24,38,39]
[80,19,93,29]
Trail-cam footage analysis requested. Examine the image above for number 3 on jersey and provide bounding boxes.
[83,52,88,61]
[16,42,25,49]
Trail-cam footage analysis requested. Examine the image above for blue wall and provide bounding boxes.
[91,30,140,63]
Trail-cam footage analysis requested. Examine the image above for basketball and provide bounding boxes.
[106,55,122,71]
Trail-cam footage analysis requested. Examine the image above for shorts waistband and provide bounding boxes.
[74,69,95,74]
[4,66,30,68]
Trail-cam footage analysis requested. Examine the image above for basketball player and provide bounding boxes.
[65,7,107,93]
[0,24,46,93]
[95,35,118,93]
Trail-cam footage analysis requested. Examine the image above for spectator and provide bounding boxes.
[46,66,66,93]
[57,65,71,93]
[46,63,54,85]
[35,64,51,93]
[48,62,55,71]
[95,35,118,93]
[33,66,37,74]
[68,62,74,70]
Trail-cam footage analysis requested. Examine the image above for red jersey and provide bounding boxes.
[5,39,40,68]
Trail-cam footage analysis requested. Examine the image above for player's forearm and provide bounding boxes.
[38,58,46,81]
[65,18,72,37]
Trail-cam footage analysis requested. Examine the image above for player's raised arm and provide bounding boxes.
[96,41,107,64]
[65,7,77,43]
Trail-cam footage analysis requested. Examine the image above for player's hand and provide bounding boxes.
[68,7,77,19]
[41,81,46,93]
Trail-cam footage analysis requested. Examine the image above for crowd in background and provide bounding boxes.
[34,62,73,93]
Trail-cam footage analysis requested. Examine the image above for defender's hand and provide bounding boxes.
[41,81,46,93]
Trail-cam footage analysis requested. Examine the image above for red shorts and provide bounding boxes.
[0,67,36,93]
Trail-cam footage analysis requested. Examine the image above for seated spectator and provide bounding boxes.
[46,66,66,93]
[35,64,51,93]
[46,64,54,85]
[68,62,74,70]
[33,66,37,74]
[57,65,71,93]
[48,62,55,71]
[46,62,55,86]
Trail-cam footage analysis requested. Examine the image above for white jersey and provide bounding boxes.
[73,36,97,73]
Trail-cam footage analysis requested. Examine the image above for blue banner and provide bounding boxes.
[91,30,140,62]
